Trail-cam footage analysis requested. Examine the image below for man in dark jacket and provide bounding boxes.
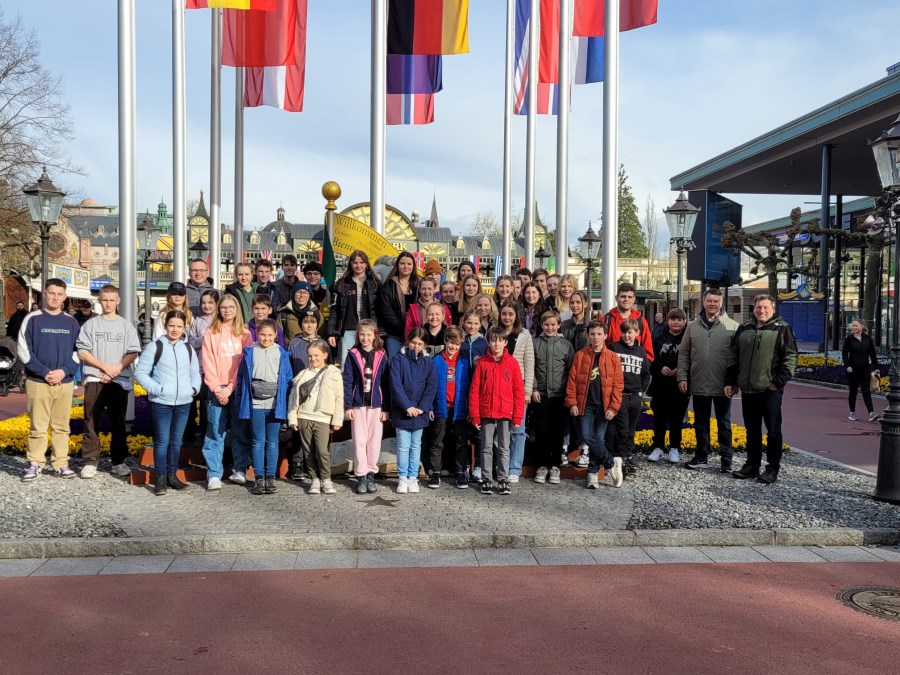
[725,294,797,484]
[6,302,27,339]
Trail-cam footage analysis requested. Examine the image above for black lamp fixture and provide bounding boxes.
[664,191,700,311]
[22,168,66,294]
[579,221,602,317]
[535,241,551,269]
[137,214,160,345]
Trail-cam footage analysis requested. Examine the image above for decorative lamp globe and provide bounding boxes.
[23,168,66,226]
[870,114,900,191]
[664,191,700,241]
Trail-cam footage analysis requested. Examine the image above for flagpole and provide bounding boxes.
[118,0,136,323]
[209,8,222,288]
[601,0,619,310]
[234,66,244,265]
[555,0,570,275]
[501,0,514,277]
[172,0,186,283]
[524,0,539,269]
[370,0,386,235]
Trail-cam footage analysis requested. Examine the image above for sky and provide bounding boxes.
[4,0,900,249]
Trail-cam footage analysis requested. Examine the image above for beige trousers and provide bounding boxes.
[25,380,74,468]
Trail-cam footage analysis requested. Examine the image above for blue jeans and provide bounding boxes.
[509,403,528,476]
[151,402,190,475]
[201,393,251,478]
[251,407,281,478]
[338,330,356,367]
[580,406,611,474]
[692,395,733,463]
[386,337,403,359]
[396,428,423,479]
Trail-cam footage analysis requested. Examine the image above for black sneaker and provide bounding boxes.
[685,456,708,469]
[154,475,167,496]
[366,472,377,493]
[480,480,493,494]
[251,478,265,495]
[356,477,368,494]
[757,468,779,484]
[732,463,760,480]
[456,473,469,489]
[720,460,733,474]
[623,457,639,476]
[264,476,277,494]
[497,480,511,495]
[166,474,191,490]
[428,473,441,489]
[291,466,305,481]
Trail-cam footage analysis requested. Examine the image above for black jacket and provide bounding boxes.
[609,340,651,395]
[326,275,379,337]
[376,278,416,341]
[841,333,878,372]
[560,317,589,353]
[6,309,27,339]
[648,328,685,397]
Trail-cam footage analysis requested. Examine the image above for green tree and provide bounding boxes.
[617,166,648,258]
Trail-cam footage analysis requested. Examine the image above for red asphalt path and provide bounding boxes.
[2,562,898,674]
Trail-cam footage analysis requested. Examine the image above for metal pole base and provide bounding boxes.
[874,344,900,504]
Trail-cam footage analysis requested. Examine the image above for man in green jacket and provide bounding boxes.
[725,294,798,484]
[677,288,738,472]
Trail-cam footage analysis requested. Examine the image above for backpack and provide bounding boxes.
[150,339,193,377]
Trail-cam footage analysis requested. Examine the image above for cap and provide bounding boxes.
[167,282,187,295]
[292,280,312,295]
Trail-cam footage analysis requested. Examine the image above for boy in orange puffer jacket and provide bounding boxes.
[469,326,525,495]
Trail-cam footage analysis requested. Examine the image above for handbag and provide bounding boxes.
[869,371,881,392]
[297,367,327,405]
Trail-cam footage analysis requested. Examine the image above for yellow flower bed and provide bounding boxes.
[638,408,787,450]
[0,409,149,456]
[797,354,840,368]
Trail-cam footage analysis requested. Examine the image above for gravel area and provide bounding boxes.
[0,455,128,539]
[628,450,900,530]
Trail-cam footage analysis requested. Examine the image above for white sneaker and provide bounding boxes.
[322,479,336,495]
[207,477,222,490]
[472,467,482,483]
[611,457,624,488]
[668,448,681,464]
[647,448,664,462]
[560,450,570,467]
[22,461,41,482]
[534,467,548,484]
[869,411,879,422]
[80,464,97,479]
[848,412,858,421]
[110,463,131,478]
[586,473,599,489]
[508,474,519,484]
[309,478,321,495]
[228,470,247,485]
[548,467,561,484]
[397,477,408,494]
[407,478,419,493]
[576,451,589,468]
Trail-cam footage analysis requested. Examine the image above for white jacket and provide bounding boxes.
[287,365,344,428]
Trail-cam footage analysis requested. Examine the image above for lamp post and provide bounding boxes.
[22,168,66,296]
[137,214,160,345]
[536,242,551,271]
[662,278,673,311]
[579,222,601,318]
[869,113,900,504]
[664,191,700,312]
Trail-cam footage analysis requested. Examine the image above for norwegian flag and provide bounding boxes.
[261,250,272,260]
[411,251,426,270]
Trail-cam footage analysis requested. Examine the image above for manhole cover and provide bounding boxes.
[836,586,900,622]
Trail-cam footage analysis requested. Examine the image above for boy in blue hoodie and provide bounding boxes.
[458,310,487,481]
[428,326,472,489]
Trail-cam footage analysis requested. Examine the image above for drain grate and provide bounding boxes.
[836,586,900,622]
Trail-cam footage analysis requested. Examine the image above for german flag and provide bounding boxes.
[388,0,469,55]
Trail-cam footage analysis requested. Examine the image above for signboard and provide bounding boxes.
[778,300,824,342]
[686,191,742,285]
[332,214,399,261]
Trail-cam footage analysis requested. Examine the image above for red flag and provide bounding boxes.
[573,0,658,37]
[222,0,297,67]
[244,0,307,111]
[186,1,275,9]
[538,0,559,86]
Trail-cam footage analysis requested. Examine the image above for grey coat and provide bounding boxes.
[677,312,738,396]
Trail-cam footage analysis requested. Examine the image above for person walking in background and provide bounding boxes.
[134,310,201,495]
[6,301,27,340]
[647,309,690,465]
[726,295,798,484]
[677,288,739,473]
[18,279,81,481]
[651,312,667,340]
[326,250,379,366]
[344,319,391,495]
[76,285,141,479]
[842,320,879,421]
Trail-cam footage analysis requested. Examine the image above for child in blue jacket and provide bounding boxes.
[236,319,293,496]
[458,309,487,480]
[390,328,437,494]
[428,326,471,490]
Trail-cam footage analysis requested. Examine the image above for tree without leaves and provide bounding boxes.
[469,210,501,240]
[642,194,659,285]
[617,166,648,258]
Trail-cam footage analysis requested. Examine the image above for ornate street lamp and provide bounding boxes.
[664,191,700,311]
[190,239,209,263]
[579,221,601,319]
[662,278,673,311]
[137,214,160,345]
[870,115,900,504]
[535,242,551,270]
[22,168,66,295]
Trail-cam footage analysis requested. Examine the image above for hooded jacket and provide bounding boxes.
[431,350,470,421]
[565,346,624,415]
[459,333,488,377]
[389,348,438,430]
[533,333,575,398]
[247,318,286,347]
[608,339,651,394]
[677,311,739,396]
[235,344,294,421]
[604,308,655,361]
[134,337,201,406]
[201,327,252,392]
[725,314,798,394]
[649,328,688,398]
[343,346,390,410]
[469,351,525,426]
[277,299,323,343]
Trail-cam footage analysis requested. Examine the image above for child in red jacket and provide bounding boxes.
[469,326,525,495]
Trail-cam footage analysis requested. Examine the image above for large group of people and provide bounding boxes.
[15,249,800,496]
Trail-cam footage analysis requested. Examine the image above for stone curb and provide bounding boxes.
[0,528,897,559]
